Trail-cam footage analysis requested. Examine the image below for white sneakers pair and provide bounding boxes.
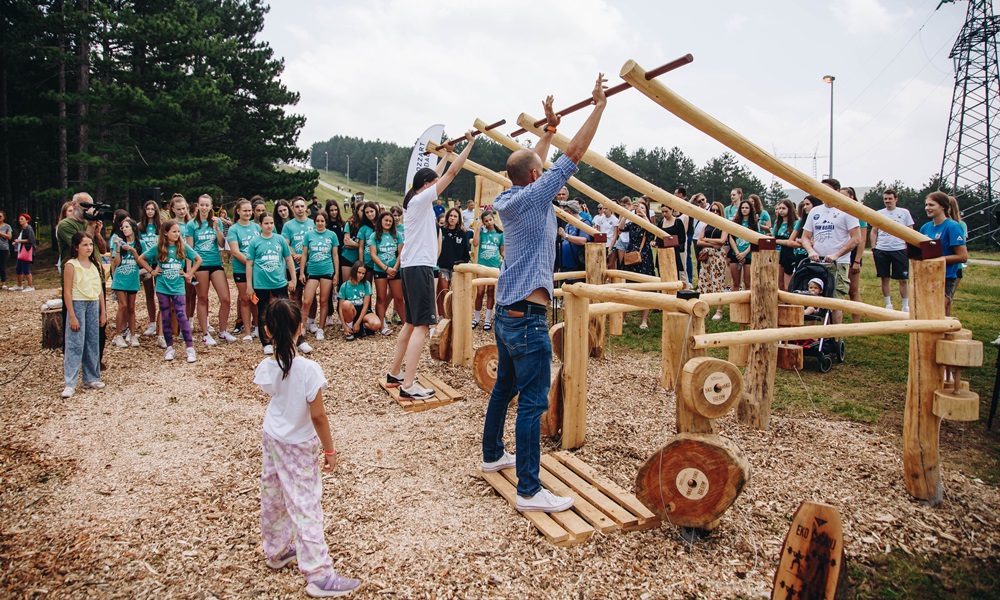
[60,380,105,398]
[164,346,196,362]
[481,452,574,513]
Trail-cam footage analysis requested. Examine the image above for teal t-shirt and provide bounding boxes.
[282,218,315,256]
[247,235,291,290]
[774,221,791,240]
[111,238,141,292]
[792,219,808,256]
[339,279,372,305]
[396,223,405,241]
[733,220,755,253]
[304,229,339,276]
[477,229,504,268]
[758,210,771,227]
[139,223,158,254]
[342,223,360,264]
[226,221,262,274]
[186,220,222,267]
[368,231,400,272]
[357,224,374,266]
[142,243,198,296]
[725,205,738,220]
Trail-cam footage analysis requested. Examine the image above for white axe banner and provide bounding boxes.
[405,124,445,191]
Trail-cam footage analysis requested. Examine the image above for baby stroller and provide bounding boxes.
[788,259,846,373]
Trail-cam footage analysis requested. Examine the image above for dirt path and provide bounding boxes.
[1,283,998,598]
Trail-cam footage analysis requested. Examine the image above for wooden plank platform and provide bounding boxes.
[478,451,661,546]
[377,374,464,412]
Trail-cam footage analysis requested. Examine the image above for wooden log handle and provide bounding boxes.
[510,54,694,136]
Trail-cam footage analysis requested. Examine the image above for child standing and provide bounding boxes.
[471,211,503,330]
[61,232,106,398]
[136,220,201,362]
[255,298,361,598]
[246,214,296,355]
[110,218,143,347]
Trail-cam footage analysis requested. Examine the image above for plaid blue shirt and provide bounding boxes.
[495,155,579,306]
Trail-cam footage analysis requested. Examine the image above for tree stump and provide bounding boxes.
[473,344,499,393]
[550,321,601,361]
[42,309,63,349]
[430,319,452,361]
[771,501,844,600]
[635,433,750,529]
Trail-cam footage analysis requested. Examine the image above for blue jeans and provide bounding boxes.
[64,299,101,388]
[685,238,694,283]
[482,307,551,497]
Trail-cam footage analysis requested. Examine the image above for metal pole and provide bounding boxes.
[824,75,835,178]
[324,151,328,172]
[346,155,350,182]
[375,156,379,198]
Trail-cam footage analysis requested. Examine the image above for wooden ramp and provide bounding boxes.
[479,450,661,547]
[378,373,464,412]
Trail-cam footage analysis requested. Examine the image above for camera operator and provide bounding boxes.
[57,192,110,365]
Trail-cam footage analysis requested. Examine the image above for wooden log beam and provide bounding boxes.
[605,281,686,292]
[564,283,709,317]
[451,269,474,367]
[588,301,647,317]
[739,249,779,430]
[693,318,960,349]
[474,118,669,240]
[516,114,764,246]
[585,242,607,359]
[619,59,928,248]
[454,263,500,278]
[471,277,497,288]
[562,291,590,449]
[605,269,663,283]
[556,206,601,237]
[554,270,587,282]
[608,277,625,335]
[776,290,910,321]
[698,290,752,307]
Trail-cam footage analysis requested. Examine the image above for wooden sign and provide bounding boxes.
[772,501,844,600]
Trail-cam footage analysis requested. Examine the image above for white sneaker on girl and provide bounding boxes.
[130,334,141,347]
[143,323,157,336]
[164,346,175,361]
[186,347,196,363]
[203,333,217,346]
[219,331,237,342]
[112,334,128,348]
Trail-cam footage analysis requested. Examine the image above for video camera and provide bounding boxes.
[80,201,115,222]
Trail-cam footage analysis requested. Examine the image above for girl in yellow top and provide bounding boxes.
[62,232,107,398]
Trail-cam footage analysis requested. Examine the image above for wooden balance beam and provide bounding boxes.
[563,283,708,317]
[692,319,960,350]
[776,290,910,322]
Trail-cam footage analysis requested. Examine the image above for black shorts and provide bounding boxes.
[778,246,798,275]
[873,249,908,280]
[308,273,334,281]
[233,272,247,283]
[945,278,957,298]
[197,265,224,274]
[727,249,752,265]
[401,265,437,326]
[373,271,388,279]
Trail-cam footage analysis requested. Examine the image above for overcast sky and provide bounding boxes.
[259,0,967,190]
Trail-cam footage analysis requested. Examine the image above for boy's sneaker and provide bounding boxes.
[263,344,274,355]
[515,488,574,513]
[186,347,196,363]
[21,286,34,292]
[83,380,106,390]
[143,323,157,336]
[164,346,175,361]
[61,386,75,398]
[112,334,128,348]
[399,384,435,400]
[219,330,237,342]
[130,334,141,347]
[385,371,404,388]
[315,330,325,341]
[298,341,313,354]
[265,548,297,570]
[481,451,516,473]
[157,335,168,349]
[203,333,217,346]
[305,573,361,598]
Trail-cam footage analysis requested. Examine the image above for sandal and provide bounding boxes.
[483,322,492,331]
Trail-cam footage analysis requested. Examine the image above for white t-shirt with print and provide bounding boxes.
[803,204,860,264]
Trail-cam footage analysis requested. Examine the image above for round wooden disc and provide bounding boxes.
[541,365,563,438]
[679,357,744,420]
[442,291,454,320]
[429,318,452,361]
[635,433,750,529]
[549,323,565,361]
[473,345,499,392]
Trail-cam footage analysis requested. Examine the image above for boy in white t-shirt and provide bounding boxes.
[869,189,915,311]
[801,190,861,324]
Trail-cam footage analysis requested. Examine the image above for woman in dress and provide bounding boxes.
[697,202,729,321]
[622,203,655,328]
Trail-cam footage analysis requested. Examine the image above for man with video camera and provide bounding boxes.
[57,192,110,364]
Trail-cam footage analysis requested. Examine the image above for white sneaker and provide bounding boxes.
[263,344,274,355]
[186,347,196,363]
[61,386,75,398]
[21,286,34,292]
[308,319,317,333]
[482,451,516,473]
[992,333,1000,346]
[325,316,335,326]
[242,335,253,342]
[143,323,157,336]
[885,304,894,311]
[203,333,217,346]
[112,334,128,348]
[902,305,909,313]
[131,334,141,347]
[164,346,175,361]
[9,285,22,291]
[83,381,105,390]
[219,330,237,342]
[297,341,313,354]
[712,312,723,321]
[380,325,392,336]
[515,488,574,513]
[157,335,167,349]
[208,324,215,333]
[315,330,325,341]
[251,326,259,339]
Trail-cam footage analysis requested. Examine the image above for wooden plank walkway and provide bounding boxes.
[378,373,464,412]
[479,450,660,546]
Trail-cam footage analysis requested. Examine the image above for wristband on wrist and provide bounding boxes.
[544,124,557,134]
[323,448,337,456]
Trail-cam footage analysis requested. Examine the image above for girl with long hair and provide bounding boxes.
[728,200,759,292]
[227,198,262,341]
[749,193,771,234]
[436,207,470,315]
[136,220,201,362]
[324,200,347,327]
[61,232,107,398]
[273,200,292,234]
[187,194,234,344]
[622,203,655,328]
[340,202,364,274]
[356,201,379,278]
[920,192,967,315]
[947,195,968,292]
[697,202,729,320]
[246,213,296,355]
[338,261,382,341]
[12,213,36,291]
[168,194,197,323]
[138,200,162,340]
[471,211,503,330]
[299,211,340,341]
[773,198,799,291]
[368,211,404,335]
[110,218,143,348]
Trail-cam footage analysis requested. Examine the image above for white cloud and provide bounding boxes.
[830,0,914,34]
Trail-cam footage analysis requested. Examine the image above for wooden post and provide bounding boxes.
[904,256,947,504]
[608,276,624,336]
[585,242,607,359]
[738,246,779,430]
[451,269,474,368]
[658,237,680,389]
[677,316,715,434]
[562,290,590,449]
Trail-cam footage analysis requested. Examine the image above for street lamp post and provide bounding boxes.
[375,156,379,198]
[346,154,350,183]
[324,151,328,172]
[823,75,835,179]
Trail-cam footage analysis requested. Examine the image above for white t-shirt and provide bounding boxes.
[461,208,475,229]
[400,186,438,268]
[874,207,915,252]
[593,214,619,247]
[693,220,707,243]
[803,204,860,264]
[255,356,328,444]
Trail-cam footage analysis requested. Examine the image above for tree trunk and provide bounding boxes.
[77,0,90,185]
